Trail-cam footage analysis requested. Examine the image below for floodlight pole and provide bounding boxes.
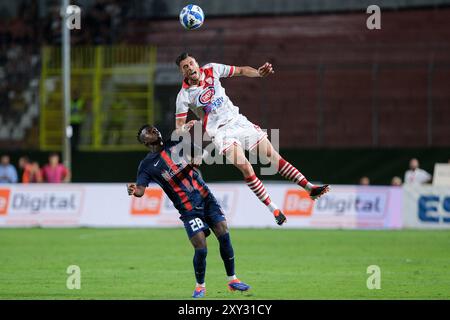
[62,0,72,175]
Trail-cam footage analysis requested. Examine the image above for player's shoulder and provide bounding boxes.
[202,62,214,69]
[176,87,190,101]
[203,62,222,70]
[204,62,233,77]
[139,152,158,167]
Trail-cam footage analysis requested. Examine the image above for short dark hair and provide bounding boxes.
[175,52,192,67]
[137,124,150,144]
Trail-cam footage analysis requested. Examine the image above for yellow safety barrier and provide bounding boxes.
[39,45,156,151]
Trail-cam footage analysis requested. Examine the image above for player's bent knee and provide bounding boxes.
[212,221,229,238]
[190,232,207,249]
[193,241,207,250]
[264,141,280,160]
[268,146,280,159]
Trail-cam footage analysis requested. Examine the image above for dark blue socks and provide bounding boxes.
[218,233,235,277]
[193,233,235,284]
[193,248,207,284]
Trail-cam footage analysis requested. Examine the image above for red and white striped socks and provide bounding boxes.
[244,159,313,214]
[278,158,313,191]
[245,174,278,213]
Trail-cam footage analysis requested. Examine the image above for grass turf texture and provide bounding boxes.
[0,228,449,299]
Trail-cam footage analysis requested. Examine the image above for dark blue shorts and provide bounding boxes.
[180,194,226,239]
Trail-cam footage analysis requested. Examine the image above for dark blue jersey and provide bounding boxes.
[136,140,211,214]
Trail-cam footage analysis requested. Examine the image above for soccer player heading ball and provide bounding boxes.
[174,53,330,225]
[128,125,250,298]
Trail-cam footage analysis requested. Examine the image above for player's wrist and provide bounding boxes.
[181,124,190,132]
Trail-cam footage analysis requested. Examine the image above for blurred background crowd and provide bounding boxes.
[0,152,436,186]
[0,152,70,183]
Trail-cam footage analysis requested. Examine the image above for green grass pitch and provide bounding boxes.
[0,228,449,299]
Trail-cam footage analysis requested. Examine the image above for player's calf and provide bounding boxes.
[245,174,285,225]
[277,158,331,200]
[278,157,314,190]
[192,247,207,297]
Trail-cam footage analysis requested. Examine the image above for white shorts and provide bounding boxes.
[212,114,267,155]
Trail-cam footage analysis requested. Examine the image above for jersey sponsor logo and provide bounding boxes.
[161,150,191,183]
[202,96,224,114]
[161,169,194,193]
[0,188,11,215]
[130,188,163,215]
[283,189,314,216]
[199,86,215,105]
[161,163,190,182]
[153,159,160,167]
[161,170,172,181]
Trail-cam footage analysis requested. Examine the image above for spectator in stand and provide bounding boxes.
[41,153,71,183]
[0,154,18,183]
[18,156,29,182]
[391,176,402,186]
[404,158,431,185]
[30,161,43,183]
[18,156,42,183]
[359,176,370,186]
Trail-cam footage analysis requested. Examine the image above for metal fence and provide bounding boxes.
[39,45,157,151]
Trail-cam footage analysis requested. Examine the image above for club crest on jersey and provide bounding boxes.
[199,86,215,105]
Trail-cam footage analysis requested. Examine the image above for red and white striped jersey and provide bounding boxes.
[175,63,240,136]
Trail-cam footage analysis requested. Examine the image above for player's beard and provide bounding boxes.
[188,69,200,84]
[148,133,163,146]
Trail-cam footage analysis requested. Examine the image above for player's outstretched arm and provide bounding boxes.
[127,183,145,197]
[234,62,274,78]
[175,117,187,130]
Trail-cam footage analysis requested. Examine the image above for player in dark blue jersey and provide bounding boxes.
[127,123,250,298]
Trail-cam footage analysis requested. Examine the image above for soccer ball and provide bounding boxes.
[179,4,204,30]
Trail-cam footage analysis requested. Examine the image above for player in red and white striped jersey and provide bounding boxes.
[174,53,329,225]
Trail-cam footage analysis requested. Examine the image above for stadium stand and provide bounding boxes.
[0,10,40,148]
